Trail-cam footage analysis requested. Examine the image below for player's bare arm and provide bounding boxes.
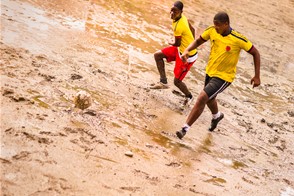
[248,46,261,88]
[169,36,181,47]
[181,37,206,62]
[188,19,195,38]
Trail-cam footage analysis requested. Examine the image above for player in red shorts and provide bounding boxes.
[150,1,198,108]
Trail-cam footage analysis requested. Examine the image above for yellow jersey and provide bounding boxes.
[172,14,197,56]
[201,26,253,82]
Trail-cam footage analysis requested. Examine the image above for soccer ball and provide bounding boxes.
[73,90,92,110]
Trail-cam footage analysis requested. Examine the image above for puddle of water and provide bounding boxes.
[27,89,40,94]
[217,158,248,169]
[129,147,149,160]
[84,0,170,53]
[60,16,84,30]
[120,120,138,130]
[1,0,59,52]
[143,129,216,162]
[114,137,128,146]
[232,160,248,169]
[197,133,213,154]
[113,137,149,159]
[144,130,193,153]
[205,177,226,184]
[32,95,50,109]
[111,122,122,128]
[70,120,89,128]
[59,95,70,103]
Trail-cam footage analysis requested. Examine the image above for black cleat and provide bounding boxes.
[176,128,187,139]
[208,113,224,131]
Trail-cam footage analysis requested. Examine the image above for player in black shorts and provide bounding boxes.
[204,75,231,100]
[176,12,261,139]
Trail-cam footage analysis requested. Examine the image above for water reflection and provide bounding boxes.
[85,0,170,53]
[145,129,214,160]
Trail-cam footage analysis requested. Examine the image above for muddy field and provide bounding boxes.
[1,0,294,195]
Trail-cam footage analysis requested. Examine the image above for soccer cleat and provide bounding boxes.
[176,128,187,139]
[208,112,224,131]
[150,82,169,89]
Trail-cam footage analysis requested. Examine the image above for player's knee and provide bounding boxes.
[197,91,209,105]
[154,51,163,61]
[174,78,181,86]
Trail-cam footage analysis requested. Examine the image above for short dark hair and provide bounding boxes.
[174,1,184,11]
[214,12,230,24]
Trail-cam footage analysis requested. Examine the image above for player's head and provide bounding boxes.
[214,12,230,24]
[174,1,183,11]
[170,1,183,20]
[213,12,230,35]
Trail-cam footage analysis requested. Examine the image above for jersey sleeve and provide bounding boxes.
[234,32,253,52]
[201,26,214,41]
[240,39,253,52]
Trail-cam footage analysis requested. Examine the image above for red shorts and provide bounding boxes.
[161,46,196,81]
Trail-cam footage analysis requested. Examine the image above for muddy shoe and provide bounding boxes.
[176,128,187,139]
[208,112,224,131]
[180,96,193,110]
[150,82,169,89]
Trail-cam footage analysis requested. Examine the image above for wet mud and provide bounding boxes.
[1,0,294,195]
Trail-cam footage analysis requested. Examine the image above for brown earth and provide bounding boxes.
[1,0,294,195]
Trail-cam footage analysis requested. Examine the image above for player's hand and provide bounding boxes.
[251,76,261,88]
[168,37,174,46]
[181,51,189,63]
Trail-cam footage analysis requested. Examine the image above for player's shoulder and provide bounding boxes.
[230,29,249,42]
[179,14,189,25]
[204,25,215,32]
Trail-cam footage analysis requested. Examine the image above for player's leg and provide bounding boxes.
[204,75,230,131]
[151,46,177,89]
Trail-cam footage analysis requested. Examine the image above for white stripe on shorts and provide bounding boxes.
[178,48,198,63]
[187,53,198,63]
[209,81,230,99]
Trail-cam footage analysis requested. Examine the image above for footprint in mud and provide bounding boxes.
[39,73,56,81]
[189,187,209,195]
[242,176,254,185]
[165,161,181,168]
[0,158,12,164]
[237,118,253,132]
[2,88,14,96]
[35,54,48,61]
[22,131,53,145]
[64,127,98,152]
[133,169,160,185]
[12,151,31,161]
[204,176,226,187]
[31,55,50,68]
[120,186,140,192]
[36,174,72,194]
[174,184,183,189]
[2,88,29,102]
[70,73,83,80]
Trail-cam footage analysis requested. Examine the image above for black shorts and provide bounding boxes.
[204,75,231,100]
